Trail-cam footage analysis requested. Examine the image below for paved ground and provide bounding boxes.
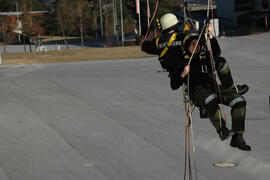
[0,32,269,180]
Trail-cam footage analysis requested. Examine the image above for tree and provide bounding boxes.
[56,0,78,50]
[75,0,91,47]
[89,0,99,36]
[0,0,19,47]
[20,0,46,52]
[0,15,15,53]
[0,0,17,11]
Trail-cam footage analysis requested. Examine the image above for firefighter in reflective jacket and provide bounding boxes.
[141,13,186,73]
[141,13,248,94]
[170,29,251,151]
[141,13,251,151]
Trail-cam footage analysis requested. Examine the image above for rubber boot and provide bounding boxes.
[230,133,251,151]
[234,84,249,95]
[217,126,233,141]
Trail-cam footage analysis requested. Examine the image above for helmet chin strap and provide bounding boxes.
[168,29,175,34]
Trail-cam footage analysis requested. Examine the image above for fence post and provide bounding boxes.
[0,51,2,65]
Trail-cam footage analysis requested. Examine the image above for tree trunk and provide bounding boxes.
[2,23,6,54]
[29,39,32,52]
[59,19,69,50]
[23,35,26,53]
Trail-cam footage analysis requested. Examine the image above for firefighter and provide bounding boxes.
[170,30,251,151]
[141,13,251,151]
[141,13,248,116]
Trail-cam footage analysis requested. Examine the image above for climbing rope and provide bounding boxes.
[140,1,228,178]
[205,0,228,131]
[183,0,227,179]
[140,0,159,45]
[182,1,200,179]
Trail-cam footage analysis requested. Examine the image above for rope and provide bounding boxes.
[140,0,159,45]
[183,97,193,180]
[182,1,202,180]
[205,0,227,132]
[183,91,196,180]
[190,111,198,180]
[183,0,223,179]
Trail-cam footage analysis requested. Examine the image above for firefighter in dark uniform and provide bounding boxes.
[141,13,251,151]
[141,13,186,73]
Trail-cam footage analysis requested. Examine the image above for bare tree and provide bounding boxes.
[20,0,45,52]
[56,0,78,50]
[0,15,15,53]
[74,0,92,48]
[89,1,99,37]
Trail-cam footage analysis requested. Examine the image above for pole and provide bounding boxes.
[113,0,116,35]
[138,10,141,36]
[0,51,2,65]
[120,0,124,46]
[115,0,119,43]
[79,0,83,48]
[113,0,117,44]
[135,0,141,36]
[265,14,268,31]
[147,0,150,26]
[99,0,104,38]
[269,96,270,114]
[137,0,141,36]
[16,1,21,43]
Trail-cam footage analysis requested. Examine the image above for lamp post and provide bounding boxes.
[113,0,118,44]
[135,0,141,36]
[120,0,124,46]
[16,0,21,42]
[99,0,103,38]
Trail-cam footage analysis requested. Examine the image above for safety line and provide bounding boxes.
[140,0,159,45]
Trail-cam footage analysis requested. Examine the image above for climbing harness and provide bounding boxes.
[159,32,178,59]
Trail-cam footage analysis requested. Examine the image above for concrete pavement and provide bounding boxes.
[0,32,269,180]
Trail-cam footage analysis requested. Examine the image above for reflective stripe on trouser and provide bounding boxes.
[229,96,246,107]
[217,57,234,89]
[192,85,246,133]
[205,93,218,105]
[229,96,246,133]
[193,87,226,130]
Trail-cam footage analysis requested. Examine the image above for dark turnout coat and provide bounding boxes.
[141,32,186,73]
[141,32,221,93]
[169,37,221,93]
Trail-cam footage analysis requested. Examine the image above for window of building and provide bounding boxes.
[235,0,255,12]
[262,0,269,9]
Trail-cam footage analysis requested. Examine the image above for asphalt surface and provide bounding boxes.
[0,32,269,180]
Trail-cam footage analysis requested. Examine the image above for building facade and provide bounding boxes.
[216,0,270,34]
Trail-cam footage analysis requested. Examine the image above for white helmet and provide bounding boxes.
[160,13,179,32]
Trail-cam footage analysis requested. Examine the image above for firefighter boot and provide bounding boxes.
[230,133,251,151]
[234,84,249,95]
[217,126,233,141]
